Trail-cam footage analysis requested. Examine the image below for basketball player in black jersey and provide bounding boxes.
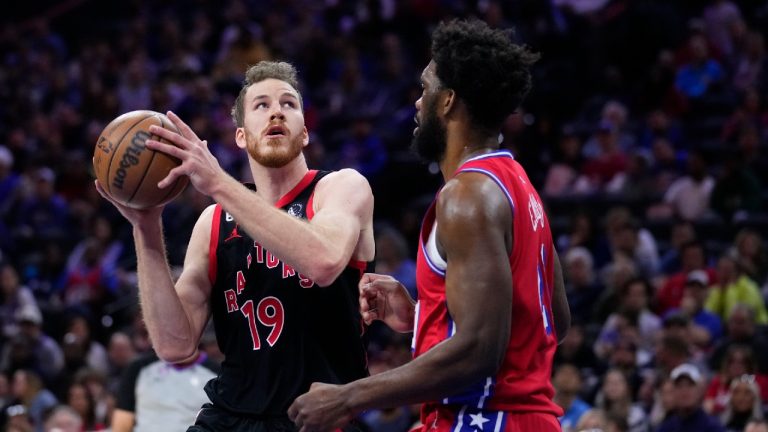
[95,61,375,431]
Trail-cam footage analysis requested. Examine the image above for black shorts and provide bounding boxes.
[187,403,369,432]
[187,403,296,432]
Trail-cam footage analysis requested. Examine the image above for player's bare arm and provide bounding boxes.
[134,204,213,362]
[552,249,570,344]
[289,173,512,430]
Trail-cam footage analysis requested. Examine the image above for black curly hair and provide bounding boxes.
[431,19,539,132]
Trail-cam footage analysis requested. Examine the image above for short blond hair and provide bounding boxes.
[231,61,302,127]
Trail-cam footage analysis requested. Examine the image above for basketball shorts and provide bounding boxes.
[187,403,368,432]
[413,405,561,432]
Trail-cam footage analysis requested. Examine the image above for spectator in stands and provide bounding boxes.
[657,240,715,315]
[653,334,694,379]
[595,278,662,365]
[105,332,136,394]
[720,374,764,431]
[582,100,636,159]
[581,121,629,191]
[709,305,768,374]
[65,381,105,431]
[705,254,767,324]
[563,247,603,324]
[0,306,64,383]
[710,153,762,221]
[0,264,39,341]
[11,167,71,256]
[704,345,768,416]
[648,377,677,429]
[42,405,82,432]
[665,270,724,348]
[657,363,725,432]
[111,351,218,432]
[729,228,768,286]
[675,34,725,99]
[594,368,649,432]
[6,370,57,432]
[543,129,584,197]
[554,363,592,432]
[658,151,715,221]
[658,221,697,275]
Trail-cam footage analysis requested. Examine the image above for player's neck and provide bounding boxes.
[249,154,309,204]
[440,125,500,179]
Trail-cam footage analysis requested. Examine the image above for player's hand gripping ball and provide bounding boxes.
[93,110,189,209]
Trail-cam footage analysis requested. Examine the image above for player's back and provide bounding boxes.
[414,150,561,416]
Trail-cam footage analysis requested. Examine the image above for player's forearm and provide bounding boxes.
[133,223,198,361]
[210,175,353,286]
[343,333,501,413]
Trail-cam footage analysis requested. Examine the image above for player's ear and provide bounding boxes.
[235,127,247,149]
[302,126,309,147]
[441,89,456,116]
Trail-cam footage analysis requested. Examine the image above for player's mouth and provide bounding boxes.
[413,114,420,136]
[265,125,287,138]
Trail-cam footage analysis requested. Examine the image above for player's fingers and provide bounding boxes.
[147,124,189,149]
[146,139,186,158]
[157,166,186,189]
[167,110,202,142]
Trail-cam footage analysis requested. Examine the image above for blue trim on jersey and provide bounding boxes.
[446,310,456,339]
[457,168,515,214]
[451,406,508,432]
[463,150,515,164]
[420,237,447,278]
[442,376,496,407]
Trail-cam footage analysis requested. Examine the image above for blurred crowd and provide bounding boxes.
[0,0,767,431]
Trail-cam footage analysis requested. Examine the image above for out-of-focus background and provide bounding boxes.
[0,1,767,431]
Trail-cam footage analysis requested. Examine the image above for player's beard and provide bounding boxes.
[411,98,447,163]
[245,129,304,168]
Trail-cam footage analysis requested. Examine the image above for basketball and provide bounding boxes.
[93,110,189,209]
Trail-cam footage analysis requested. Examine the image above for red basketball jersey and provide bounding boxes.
[414,150,562,422]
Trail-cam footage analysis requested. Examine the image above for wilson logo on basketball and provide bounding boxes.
[112,130,149,190]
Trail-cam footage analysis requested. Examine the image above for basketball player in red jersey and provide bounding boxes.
[95,62,375,431]
[289,19,570,432]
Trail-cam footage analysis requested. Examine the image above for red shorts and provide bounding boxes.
[412,405,561,432]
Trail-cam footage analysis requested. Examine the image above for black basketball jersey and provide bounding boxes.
[205,170,370,417]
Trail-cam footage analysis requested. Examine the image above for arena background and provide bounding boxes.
[0,1,767,431]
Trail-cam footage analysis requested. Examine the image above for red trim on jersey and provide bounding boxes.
[274,170,318,209]
[347,259,367,276]
[209,204,222,285]
[307,190,317,220]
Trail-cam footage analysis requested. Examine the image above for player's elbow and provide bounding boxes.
[308,252,348,287]
[155,344,198,364]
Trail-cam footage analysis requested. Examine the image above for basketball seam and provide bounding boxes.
[104,112,155,197]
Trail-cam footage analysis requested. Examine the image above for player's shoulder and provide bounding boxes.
[318,168,368,185]
[315,168,373,205]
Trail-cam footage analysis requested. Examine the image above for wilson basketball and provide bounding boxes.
[93,110,189,209]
